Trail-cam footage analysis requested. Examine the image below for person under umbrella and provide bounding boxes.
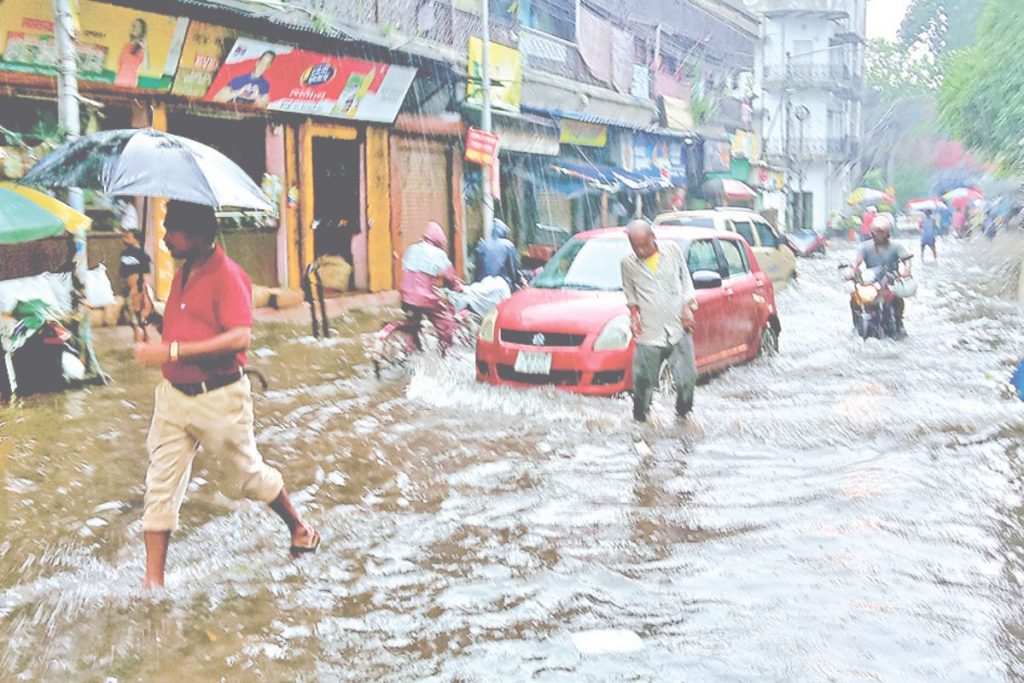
[133,201,319,589]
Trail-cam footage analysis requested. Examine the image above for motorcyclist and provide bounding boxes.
[400,221,463,351]
[474,218,523,291]
[852,214,911,338]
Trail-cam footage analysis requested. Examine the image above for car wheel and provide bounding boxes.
[758,325,779,358]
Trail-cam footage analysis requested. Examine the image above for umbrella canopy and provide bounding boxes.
[847,187,894,207]
[943,187,984,203]
[703,178,756,201]
[0,182,90,245]
[20,128,272,210]
[905,198,947,212]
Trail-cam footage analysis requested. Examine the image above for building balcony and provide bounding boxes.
[749,0,851,20]
[764,136,859,162]
[763,63,863,96]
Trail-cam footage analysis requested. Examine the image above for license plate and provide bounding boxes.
[514,351,552,375]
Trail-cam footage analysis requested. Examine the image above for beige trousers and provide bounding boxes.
[143,375,284,532]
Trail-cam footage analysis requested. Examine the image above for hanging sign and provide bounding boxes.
[0,0,187,91]
[204,38,417,123]
[465,128,500,166]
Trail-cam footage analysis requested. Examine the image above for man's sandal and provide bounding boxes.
[290,530,321,557]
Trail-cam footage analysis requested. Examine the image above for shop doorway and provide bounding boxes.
[311,137,363,289]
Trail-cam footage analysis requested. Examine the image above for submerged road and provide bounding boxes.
[2,235,1024,680]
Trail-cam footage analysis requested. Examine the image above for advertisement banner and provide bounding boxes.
[632,133,687,185]
[467,37,521,113]
[559,120,607,148]
[0,0,187,91]
[205,38,417,123]
[703,139,732,174]
[731,130,761,160]
[172,21,253,98]
[465,128,500,166]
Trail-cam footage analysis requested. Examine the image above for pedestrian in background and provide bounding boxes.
[474,218,523,291]
[133,200,319,589]
[620,220,698,423]
[920,208,938,262]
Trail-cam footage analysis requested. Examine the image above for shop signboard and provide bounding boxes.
[204,38,417,123]
[731,130,761,160]
[172,21,254,98]
[632,133,687,184]
[559,120,607,148]
[466,37,522,113]
[0,0,187,91]
[703,139,732,174]
[465,127,500,166]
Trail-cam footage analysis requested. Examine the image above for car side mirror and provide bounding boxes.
[692,270,723,290]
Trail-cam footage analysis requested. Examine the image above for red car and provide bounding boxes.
[475,226,781,396]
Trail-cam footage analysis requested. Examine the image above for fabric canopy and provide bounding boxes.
[550,161,666,194]
[0,182,90,245]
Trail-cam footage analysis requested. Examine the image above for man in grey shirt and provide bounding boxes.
[621,220,699,422]
[853,214,912,336]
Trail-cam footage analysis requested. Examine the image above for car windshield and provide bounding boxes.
[658,216,715,229]
[532,236,688,291]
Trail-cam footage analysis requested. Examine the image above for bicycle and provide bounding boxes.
[371,289,481,380]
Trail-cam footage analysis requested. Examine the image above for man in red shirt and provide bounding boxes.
[134,201,319,589]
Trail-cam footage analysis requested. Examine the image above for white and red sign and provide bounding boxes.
[205,38,416,123]
[465,127,500,166]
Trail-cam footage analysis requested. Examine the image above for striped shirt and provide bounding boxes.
[621,241,698,347]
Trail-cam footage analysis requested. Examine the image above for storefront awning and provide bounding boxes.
[521,77,659,131]
[550,160,666,193]
[462,105,561,156]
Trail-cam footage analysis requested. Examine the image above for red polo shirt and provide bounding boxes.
[161,246,253,384]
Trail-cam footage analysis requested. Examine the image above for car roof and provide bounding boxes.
[656,208,765,221]
[572,225,745,242]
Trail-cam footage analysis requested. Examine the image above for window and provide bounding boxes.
[659,216,715,229]
[687,239,721,276]
[522,0,576,42]
[718,239,749,278]
[755,221,779,248]
[732,220,756,246]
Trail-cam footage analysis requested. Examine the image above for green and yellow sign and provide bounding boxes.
[466,37,521,113]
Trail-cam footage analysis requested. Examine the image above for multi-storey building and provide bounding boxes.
[750,0,866,230]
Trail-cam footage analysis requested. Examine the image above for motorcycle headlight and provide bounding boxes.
[478,307,499,343]
[593,314,633,351]
[856,284,879,304]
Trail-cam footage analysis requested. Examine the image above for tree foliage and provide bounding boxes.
[864,38,940,103]
[899,0,982,58]
[939,0,1024,172]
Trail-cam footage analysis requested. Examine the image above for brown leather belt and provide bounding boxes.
[171,370,243,396]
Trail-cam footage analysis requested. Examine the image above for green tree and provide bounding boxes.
[864,38,941,102]
[939,0,1024,171]
[899,0,983,58]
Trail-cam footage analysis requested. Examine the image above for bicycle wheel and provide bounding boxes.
[454,312,482,348]
[373,323,418,379]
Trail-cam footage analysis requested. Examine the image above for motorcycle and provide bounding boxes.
[838,256,916,340]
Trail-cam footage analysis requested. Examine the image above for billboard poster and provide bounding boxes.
[204,38,417,123]
[0,0,187,91]
[632,133,687,185]
[171,21,253,98]
[466,37,521,113]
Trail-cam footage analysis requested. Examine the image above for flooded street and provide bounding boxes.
[4,236,1024,681]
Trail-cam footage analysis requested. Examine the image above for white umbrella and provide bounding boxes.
[20,128,272,210]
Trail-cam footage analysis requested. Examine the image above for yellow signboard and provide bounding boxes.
[731,130,761,160]
[0,0,187,91]
[559,120,608,147]
[467,37,521,113]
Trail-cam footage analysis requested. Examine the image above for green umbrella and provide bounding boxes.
[0,182,91,245]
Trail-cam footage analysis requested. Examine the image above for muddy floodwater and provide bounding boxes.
[3,236,1024,681]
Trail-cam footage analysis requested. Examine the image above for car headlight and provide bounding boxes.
[593,314,632,351]
[478,307,499,343]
